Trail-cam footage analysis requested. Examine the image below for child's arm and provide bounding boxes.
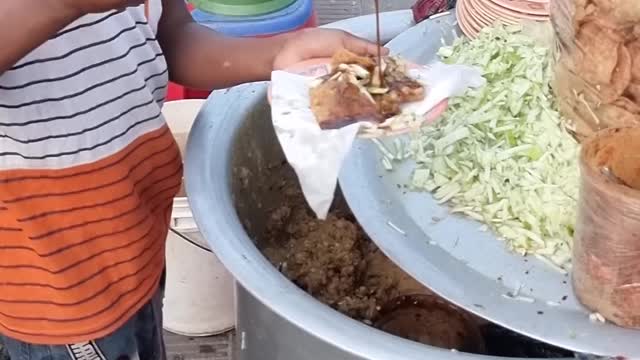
[0,0,145,75]
[0,0,79,74]
[158,0,383,90]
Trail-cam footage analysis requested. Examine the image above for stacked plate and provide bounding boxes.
[456,0,550,37]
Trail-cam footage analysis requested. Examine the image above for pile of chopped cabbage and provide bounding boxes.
[409,25,579,270]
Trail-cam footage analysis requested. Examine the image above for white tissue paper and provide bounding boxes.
[270,61,485,219]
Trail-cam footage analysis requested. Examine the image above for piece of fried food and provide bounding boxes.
[575,21,621,86]
[330,49,376,73]
[310,50,425,130]
[625,82,640,103]
[599,43,632,103]
[310,79,381,129]
[375,81,426,118]
[383,58,426,101]
[606,0,640,26]
[594,101,640,128]
[627,40,640,82]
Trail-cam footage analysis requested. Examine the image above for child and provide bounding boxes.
[0,0,384,358]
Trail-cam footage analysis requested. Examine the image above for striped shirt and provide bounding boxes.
[0,2,182,344]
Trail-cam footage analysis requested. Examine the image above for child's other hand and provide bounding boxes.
[273,28,390,70]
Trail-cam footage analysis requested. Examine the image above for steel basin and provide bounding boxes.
[185,11,571,360]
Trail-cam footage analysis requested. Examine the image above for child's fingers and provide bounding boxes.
[341,34,390,57]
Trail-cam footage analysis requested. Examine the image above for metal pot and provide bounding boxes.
[185,11,573,360]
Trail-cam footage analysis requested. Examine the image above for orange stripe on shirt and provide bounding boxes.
[0,126,181,344]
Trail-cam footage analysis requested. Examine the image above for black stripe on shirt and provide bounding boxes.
[0,136,177,195]
[0,269,161,337]
[1,200,172,257]
[2,145,180,204]
[0,85,166,143]
[0,213,152,257]
[0,197,175,257]
[0,80,166,127]
[0,219,159,273]
[0,56,166,109]
[0,110,163,160]
[17,162,181,222]
[0,126,172,184]
[49,11,125,41]
[0,229,158,305]
[1,275,160,337]
[2,193,177,273]
[10,22,149,71]
[0,36,157,90]
[28,175,181,240]
[0,239,163,291]
[0,260,159,322]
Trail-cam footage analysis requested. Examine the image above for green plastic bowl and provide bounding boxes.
[188,0,296,16]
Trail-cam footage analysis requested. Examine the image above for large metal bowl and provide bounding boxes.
[186,85,470,360]
[185,11,572,360]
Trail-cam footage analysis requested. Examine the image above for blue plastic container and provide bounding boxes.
[191,0,316,37]
[189,0,296,17]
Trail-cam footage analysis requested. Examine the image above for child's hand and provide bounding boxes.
[273,28,390,70]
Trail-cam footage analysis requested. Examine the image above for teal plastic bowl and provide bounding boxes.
[189,0,296,16]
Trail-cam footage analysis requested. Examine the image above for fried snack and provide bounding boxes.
[628,40,640,81]
[310,80,381,130]
[309,49,426,130]
[552,0,640,139]
[330,49,376,72]
[594,102,639,126]
[625,82,640,102]
[607,0,640,25]
[574,22,620,86]
[599,43,632,103]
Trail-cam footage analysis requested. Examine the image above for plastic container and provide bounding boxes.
[166,0,317,101]
[551,0,640,141]
[189,0,296,17]
[161,100,235,336]
[191,0,315,37]
[573,127,640,329]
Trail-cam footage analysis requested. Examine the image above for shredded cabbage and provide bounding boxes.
[409,25,579,269]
